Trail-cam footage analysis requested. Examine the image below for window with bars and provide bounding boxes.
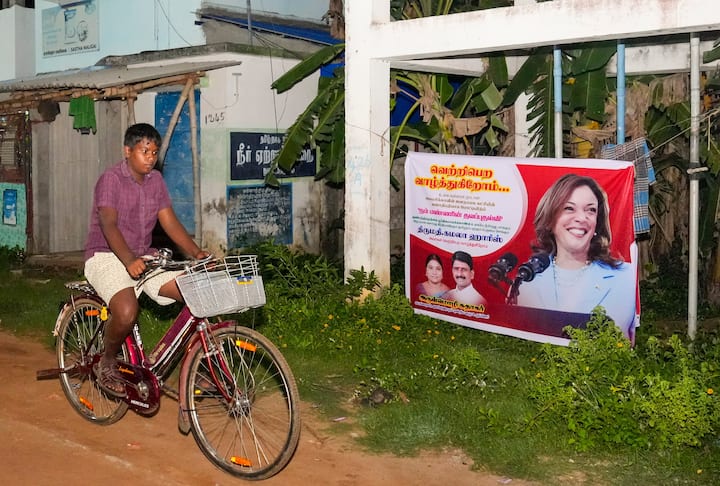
[0,127,17,166]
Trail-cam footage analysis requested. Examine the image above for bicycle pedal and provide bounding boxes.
[36,368,62,380]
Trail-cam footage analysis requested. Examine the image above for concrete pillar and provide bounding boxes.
[344,0,391,284]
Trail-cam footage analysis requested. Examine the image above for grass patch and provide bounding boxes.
[0,265,82,345]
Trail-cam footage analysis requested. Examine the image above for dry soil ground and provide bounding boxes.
[0,329,539,486]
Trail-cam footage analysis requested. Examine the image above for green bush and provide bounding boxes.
[0,245,25,271]
[526,311,720,451]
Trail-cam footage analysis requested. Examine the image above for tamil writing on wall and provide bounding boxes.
[230,132,315,180]
[226,184,292,249]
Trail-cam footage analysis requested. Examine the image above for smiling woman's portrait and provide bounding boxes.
[516,174,636,340]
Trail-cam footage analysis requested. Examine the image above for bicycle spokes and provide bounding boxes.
[186,326,300,480]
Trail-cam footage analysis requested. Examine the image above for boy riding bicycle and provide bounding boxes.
[84,123,208,396]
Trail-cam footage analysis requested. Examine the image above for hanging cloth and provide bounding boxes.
[600,137,656,237]
[68,95,97,134]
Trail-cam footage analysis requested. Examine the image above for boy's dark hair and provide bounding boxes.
[124,123,161,148]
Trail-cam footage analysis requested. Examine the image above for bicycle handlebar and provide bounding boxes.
[136,248,213,287]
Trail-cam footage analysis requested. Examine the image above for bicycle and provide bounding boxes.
[36,249,301,480]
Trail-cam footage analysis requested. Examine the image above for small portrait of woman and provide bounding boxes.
[516,174,636,339]
[415,253,451,298]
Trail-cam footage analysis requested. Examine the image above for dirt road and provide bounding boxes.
[0,330,537,486]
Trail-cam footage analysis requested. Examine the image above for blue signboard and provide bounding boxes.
[3,189,17,226]
[230,132,315,180]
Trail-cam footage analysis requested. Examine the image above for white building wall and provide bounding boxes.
[0,5,34,80]
[130,53,321,256]
[198,56,321,255]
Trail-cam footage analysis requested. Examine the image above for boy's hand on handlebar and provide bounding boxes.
[126,256,147,279]
[194,250,212,261]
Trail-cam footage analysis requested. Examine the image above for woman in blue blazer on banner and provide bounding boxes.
[516,174,637,341]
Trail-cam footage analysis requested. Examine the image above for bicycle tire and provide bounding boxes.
[185,325,301,480]
[56,297,129,424]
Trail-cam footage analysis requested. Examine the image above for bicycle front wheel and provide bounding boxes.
[186,325,301,480]
[56,297,129,424]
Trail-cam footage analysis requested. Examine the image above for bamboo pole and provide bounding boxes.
[0,73,204,113]
[126,95,136,126]
[188,83,202,242]
[157,76,194,171]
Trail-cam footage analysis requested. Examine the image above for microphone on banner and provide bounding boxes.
[488,252,518,285]
[516,253,551,282]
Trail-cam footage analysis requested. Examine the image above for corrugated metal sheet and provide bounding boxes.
[0,60,241,92]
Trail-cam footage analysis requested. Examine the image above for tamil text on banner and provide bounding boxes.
[404,152,638,345]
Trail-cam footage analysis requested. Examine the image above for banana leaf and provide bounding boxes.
[312,82,345,142]
[568,44,616,76]
[567,69,609,122]
[490,113,509,131]
[450,76,491,116]
[315,121,345,184]
[703,43,720,63]
[502,52,548,106]
[480,82,503,111]
[265,77,341,186]
[437,75,455,106]
[483,126,499,149]
[487,55,509,88]
[271,43,346,94]
[527,55,554,157]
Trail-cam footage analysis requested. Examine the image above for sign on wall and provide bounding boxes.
[0,183,26,249]
[41,0,99,58]
[230,132,315,180]
[3,188,17,226]
[405,152,638,346]
[226,184,292,249]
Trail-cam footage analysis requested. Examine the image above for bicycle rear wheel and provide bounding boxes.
[56,297,129,424]
[186,325,301,480]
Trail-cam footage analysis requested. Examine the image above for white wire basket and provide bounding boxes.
[176,255,266,317]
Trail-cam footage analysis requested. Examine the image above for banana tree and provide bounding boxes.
[522,44,616,158]
[388,56,516,174]
[267,0,516,188]
[267,43,346,187]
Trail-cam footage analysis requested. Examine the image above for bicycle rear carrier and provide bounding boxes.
[176,255,265,317]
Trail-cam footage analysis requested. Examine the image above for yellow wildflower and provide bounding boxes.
[392,325,401,331]
[708,388,714,395]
